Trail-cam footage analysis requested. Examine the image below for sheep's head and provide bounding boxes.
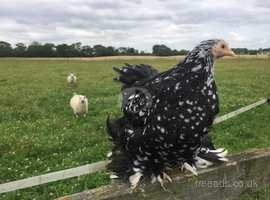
[79,95,87,104]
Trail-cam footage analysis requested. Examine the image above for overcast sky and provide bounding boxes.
[1,0,270,51]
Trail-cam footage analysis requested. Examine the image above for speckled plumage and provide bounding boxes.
[107,40,228,186]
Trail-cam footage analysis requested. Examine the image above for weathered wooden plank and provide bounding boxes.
[57,148,270,200]
[213,98,269,124]
[0,161,108,194]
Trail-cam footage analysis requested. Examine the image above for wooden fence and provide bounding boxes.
[57,148,270,200]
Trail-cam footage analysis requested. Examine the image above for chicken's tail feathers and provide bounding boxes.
[113,63,159,88]
[197,148,228,165]
[106,115,118,143]
[195,135,229,168]
[106,115,133,180]
[107,149,133,181]
[106,115,127,146]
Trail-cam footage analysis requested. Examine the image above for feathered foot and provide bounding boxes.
[181,162,198,176]
[109,174,119,179]
[129,172,143,191]
[213,148,229,162]
[151,172,172,191]
[195,156,213,168]
[195,148,229,169]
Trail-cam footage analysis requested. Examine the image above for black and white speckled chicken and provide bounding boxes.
[107,39,235,190]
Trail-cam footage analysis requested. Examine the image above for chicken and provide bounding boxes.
[107,39,235,190]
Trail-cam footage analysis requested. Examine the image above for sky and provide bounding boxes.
[1,0,270,51]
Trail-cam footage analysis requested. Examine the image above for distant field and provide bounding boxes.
[0,57,270,199]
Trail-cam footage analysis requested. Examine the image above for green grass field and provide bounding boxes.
[0,57,270,199]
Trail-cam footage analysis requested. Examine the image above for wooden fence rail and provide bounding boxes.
[0,161,108,194]
[213,98,269,124]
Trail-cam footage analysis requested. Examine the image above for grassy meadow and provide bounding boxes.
[0,57,270,199]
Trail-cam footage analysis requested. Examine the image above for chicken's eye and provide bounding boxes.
[221,44,225,49]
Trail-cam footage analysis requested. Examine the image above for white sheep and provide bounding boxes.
[67,73,77,85]
[70,93,88,118]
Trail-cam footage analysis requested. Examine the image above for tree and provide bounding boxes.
[0,41,13,57]
[93,45,106,57]
[126,47,138,55]
[93,45,116,56]
[13,43,27,57]
[152,44,173,56]
[56,44,75,57]
[178,49,189,55]
[117,47,128,55]
[70,42,82,57]
[172,49,178,55]
[232,48,249,55]
[81,45,93,57]
[249,49,258,55]
[26,41,43,57]
[25,42,56,57]
[106,46,116,56]
[42,43,56,57]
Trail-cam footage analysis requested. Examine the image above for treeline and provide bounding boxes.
[0,41,188,57]
[0,41,269,57]
[0,41,144,57]
[232,48,270,55]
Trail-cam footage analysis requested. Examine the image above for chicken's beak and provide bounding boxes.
[225,49,236,57]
